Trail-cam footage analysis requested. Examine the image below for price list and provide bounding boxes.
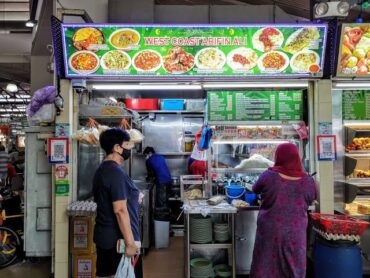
[342,90,369,120]
[208,91,303,121]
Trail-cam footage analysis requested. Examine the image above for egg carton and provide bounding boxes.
[313,227,361,242]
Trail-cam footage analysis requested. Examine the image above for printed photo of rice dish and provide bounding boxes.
[101,50,131,70]
[227,47,258,71]
[69,51,100,74]
[109,28,141,50]
[163,46,194,74]
[195,48,226,70]
[284,27,320,54]
[252,27,284,52]
[72,28,104,51]
[290,50,319,73]
[257,51,289,73]
[133,50,162,72]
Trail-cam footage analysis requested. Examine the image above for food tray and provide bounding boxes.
[310,213,369,236]
[356,200,370,215]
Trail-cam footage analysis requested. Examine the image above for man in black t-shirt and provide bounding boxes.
[93,128,142,277]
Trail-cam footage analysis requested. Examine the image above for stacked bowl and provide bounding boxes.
[190,216,213,244]
[214,264,232,277]
[190,258,214,278]
[214,223,230,243]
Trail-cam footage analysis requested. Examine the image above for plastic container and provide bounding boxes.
[161,99,185,110]
[225,184,245,201]
[154,220,170,249]
[314,237,362,278]
[310,213,369,236]
[186,99,204,112]
[124,99,158,110]
[244,193,257,205]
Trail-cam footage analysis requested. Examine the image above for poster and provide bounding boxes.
[62,24,327,78]
[48,138,69,164]
[208,90,304,121]
[56,123,70,137]
[56,181,69,196]
[319,122,333,135]
[337,24,370,77]
[317,135,337,161]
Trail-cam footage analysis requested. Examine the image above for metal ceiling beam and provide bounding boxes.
[0,2,29,11]
[0,71,29,83]
[0,11,29,21]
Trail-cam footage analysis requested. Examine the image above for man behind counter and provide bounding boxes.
[143,146,172,208]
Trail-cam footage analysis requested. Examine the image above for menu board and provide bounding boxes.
[61,24,327,79]
[342,90,370,120]
[337,24,370,77]
[208,91,303,121]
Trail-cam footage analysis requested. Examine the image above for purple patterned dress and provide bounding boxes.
[250,170,317,278]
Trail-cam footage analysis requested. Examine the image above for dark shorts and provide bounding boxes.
[96,247,121,277]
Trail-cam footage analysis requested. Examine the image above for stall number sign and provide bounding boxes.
[77,259,93,277]
[208,90,304,121]
[61,24,327,79]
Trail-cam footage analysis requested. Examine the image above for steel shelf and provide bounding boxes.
[190,243,232,249]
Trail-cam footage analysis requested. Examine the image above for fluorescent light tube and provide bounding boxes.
[213,140,290,144]
[109,97,118,103]
[334,82,370,88]
[92,84,202,90]
[203,82,308,89]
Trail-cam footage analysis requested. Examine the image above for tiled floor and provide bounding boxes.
[143,236,184,278]
[0,258,52,278]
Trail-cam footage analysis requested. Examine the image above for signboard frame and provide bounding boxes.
[61,23,328,80]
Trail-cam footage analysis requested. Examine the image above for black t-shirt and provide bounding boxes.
[93,160,140,249]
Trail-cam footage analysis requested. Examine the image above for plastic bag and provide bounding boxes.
[114,256,135,278]
[27,103,56,126]
[26,86,56,117]
[73,118,103,145]
[120,118,144,143]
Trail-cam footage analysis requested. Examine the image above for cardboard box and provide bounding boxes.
[70,216,95,254]
[73,253,96,278]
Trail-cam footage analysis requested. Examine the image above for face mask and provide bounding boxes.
[120,148,131,160]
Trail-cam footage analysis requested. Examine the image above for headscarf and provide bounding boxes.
[269,143,307,177]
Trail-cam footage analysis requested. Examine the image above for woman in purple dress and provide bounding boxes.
[250,143,317,278]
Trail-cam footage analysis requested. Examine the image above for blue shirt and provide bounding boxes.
[93,160,140,249]
[146,154,172,185]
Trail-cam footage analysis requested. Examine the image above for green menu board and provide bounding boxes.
[208,91,303,121]
[342,90,370,120]
[61,24,327,79]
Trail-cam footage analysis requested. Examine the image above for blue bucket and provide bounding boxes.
[225,184,245,203]
[244,193,257,205]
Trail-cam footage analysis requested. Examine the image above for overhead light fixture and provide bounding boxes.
[213,140,290,145]
[25,20,37,28]
[203,82,308,89]
[314,1,350,19]
[92,84,203,91]
[109,97,118,103]
[6,83,18,93]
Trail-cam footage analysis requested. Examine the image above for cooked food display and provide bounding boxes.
[133,50,162,72]
[101,50,131,70]
[258,51,289,72]
[69,51,99,74]
[252,27,284,52]
[195,48,226,69]
[72,28,104,51]
[345,137,370,151]
[163,46,194,73]
[109,28,140,50]
[236,126,282,139]
[283,27,320,54]
[227,47,258,71]
[354,169,370,178]
[290,50,320,72]
[340,26,370,75]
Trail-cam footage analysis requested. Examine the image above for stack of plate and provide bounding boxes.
[190,258,214,278]
[214,264,231,277]
[214,223,230,243]
[190,216,213,244]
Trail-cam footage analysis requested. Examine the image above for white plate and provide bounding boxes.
[252,27,284,53]
[109,28,141,50]
[226,47,258,71]
[100,50,131,71]
[284,27,319,54]
[132,50,163,72]
[68,50,100,75]
[195,47,226,70]
[257,51,289,73]
[290,49,320,73]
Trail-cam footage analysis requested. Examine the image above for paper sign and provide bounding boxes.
[48,138,69,164]
[56,123,70,137]
[317,135,337,161]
